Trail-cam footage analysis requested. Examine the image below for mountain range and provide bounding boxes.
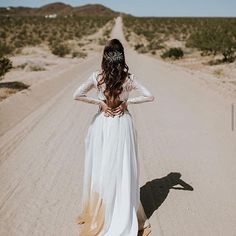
[0,2,131,17]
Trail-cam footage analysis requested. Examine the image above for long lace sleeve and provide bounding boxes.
[126,75,155,105]
[73,72,102,105]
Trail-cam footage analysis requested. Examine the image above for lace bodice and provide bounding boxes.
[72,71,154,105]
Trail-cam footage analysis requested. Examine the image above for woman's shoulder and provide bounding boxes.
[128,72,135,80]
[122,72,135,91]
[91,70,102,85]
[94,70,101,74]
[126,72,135,84]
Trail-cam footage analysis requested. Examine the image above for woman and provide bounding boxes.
[73,38,155,236]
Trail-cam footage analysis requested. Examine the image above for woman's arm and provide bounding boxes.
[73,72,103,105]
[126,75,155,105]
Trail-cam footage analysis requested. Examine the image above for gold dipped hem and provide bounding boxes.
[75,191,151,235]
[138,226,152,236]
[75,191,105,236]
[137,201,152,236]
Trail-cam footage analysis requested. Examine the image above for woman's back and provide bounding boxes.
[93,70,154,108]
[95,71,133,109]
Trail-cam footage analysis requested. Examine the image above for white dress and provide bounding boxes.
[73,71,154,236]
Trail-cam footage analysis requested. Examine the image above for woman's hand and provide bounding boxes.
[112,101,128,117]
[99,101,115,117]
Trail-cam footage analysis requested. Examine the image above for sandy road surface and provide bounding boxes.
[1,16,236,236]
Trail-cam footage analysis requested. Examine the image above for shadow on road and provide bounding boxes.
[140,172,194,219]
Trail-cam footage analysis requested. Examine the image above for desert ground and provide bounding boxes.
[0,16,236,236]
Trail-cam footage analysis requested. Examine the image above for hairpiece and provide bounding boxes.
[104,50,123,62]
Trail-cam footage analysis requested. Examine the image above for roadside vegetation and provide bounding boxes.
[123,16,236,63]
[0,15,113,57]
[0,15,113,101]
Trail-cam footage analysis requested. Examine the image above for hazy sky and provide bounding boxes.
[0,0,235,17]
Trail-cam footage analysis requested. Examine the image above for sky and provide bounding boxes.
[0,0,235,17]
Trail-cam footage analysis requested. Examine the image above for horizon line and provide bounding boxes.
[0,2,235,18]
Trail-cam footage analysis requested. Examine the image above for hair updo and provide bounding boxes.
[97,38,131,103]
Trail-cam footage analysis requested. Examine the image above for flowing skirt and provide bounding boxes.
[76,109,151,236]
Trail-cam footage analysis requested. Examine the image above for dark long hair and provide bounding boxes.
[97,38,131,102]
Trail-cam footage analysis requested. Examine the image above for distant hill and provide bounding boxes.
[35,2,73,15]
[72,4,119,17]
[0,2,131,17]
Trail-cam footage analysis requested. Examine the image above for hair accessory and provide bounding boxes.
[104,50,123,62]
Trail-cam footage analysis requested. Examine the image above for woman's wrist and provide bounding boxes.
[99,100,105,106]
[122,101,128,110]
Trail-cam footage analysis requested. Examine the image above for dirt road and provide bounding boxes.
[0,16,236,236]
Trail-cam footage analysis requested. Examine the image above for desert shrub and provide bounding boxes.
[0,31,7,39]
[98,37,107,45]
[16,63,28,69]
[125,32,131,41]
[77,42,85,47]
[0,57,13,80]
[147,40,164,50]
[71,51,87,58]
[134,43,144,50]
[14,40,24,49]
[0,81,29,90]
[30,38,41,46]
[28,64,46,71]
[50,43,70,57]
[213,68,224,78]
[103,29,111,38]
[161,47,184,59]
[0,42,13,57]
[0,81,30,101]
[138,47,149,53]
[134,43,149,53]
[48,37,62,47]
[142,30,155,41]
